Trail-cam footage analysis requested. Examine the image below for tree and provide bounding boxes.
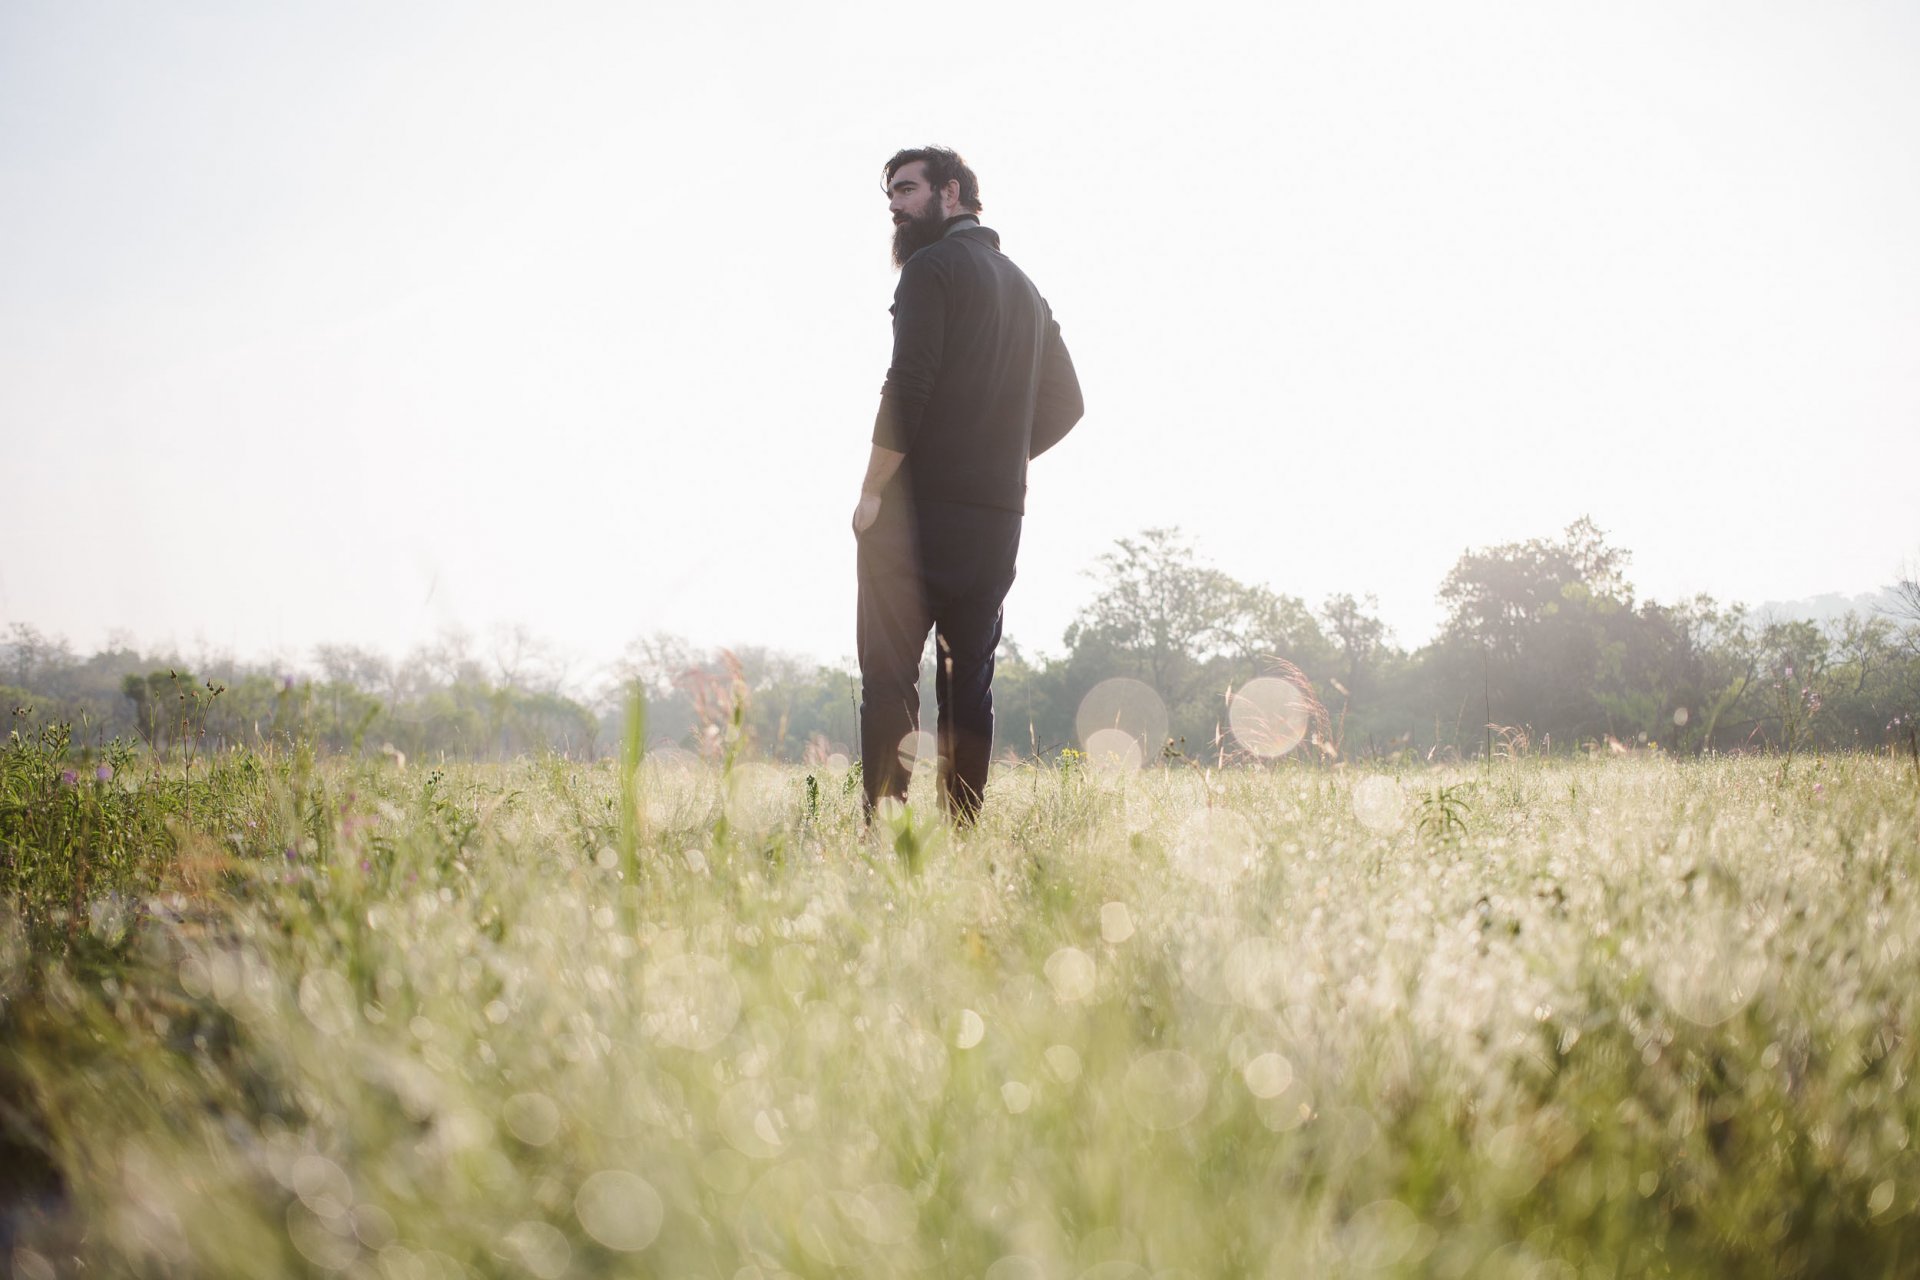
[4,624,74,691]
[1063,528,1242,707]
[1322,593,1390,698]
[1438,517,1633,658]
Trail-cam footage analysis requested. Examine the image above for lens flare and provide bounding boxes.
[1351,776,1407,833]
[1076,678,1168,765]
[1083,727,1144,774]
[501,1092,560,1147]
[1044,947,1097,1003]
[897,730,937,773]
[573,1171,663,1252]
[1655,907,1767,1026]
[718,1078,788,1158]
[1228,678,1311,758]
[1242,1052,1295,1099]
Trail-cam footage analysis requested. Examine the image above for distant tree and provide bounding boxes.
[1438,517,1632,658]
[1057,528,1335,758]
[314,643,392,691]
[488,623,570,695]
[1321,593,1390,698]
[1427,518,1642,749]
[4,624,75,690]
[1063,528,1242,707]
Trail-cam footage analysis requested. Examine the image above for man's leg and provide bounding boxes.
[933,612,1002,824]
[856,505,931,816]
[924,504,1022,824]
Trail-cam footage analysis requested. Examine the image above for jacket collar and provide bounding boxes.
[940,216,1000,250]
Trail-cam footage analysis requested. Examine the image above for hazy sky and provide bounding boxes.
[4,1,1917,682]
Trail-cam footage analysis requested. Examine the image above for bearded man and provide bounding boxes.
[852,145,1084,824]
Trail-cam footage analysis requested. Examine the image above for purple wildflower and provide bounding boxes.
[95,763,114,783]
[59,770,78,787]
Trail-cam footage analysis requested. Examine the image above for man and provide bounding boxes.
[852,145,1084,824]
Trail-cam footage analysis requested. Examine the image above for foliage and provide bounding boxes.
[5,522,1920,767]
[3,749,1919,1276]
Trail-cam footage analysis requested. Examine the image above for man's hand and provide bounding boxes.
[851,492,882,536]
[852,444,905,537]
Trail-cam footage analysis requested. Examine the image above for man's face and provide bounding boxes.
[888,161,950,267]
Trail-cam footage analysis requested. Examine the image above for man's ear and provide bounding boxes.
[943,180,963,215]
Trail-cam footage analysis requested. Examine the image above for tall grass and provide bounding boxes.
[4,739,1919,1277]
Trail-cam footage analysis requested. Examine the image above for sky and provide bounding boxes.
[4,0,1917,686]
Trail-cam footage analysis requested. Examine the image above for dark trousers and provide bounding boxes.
[857,497,1022,823]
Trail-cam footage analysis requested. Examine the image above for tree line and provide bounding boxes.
[7,519,1918,764]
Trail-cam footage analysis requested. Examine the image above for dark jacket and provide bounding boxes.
[872,221,1083,514]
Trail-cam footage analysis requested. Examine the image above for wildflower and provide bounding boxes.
[59,770,78,787]
[285,848,299,863]
[95,763,114,783]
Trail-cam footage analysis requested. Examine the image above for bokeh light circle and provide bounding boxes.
[502,1092,561,1146]
[1083,727,1144,775]
[897,729,937,773]
[574,1170,664,1252]
[1655,907,1768,1026]
[1351,776,1407,834]
[1242,1052,1295,1099]
[1228,678,1311,758]
[1044,947,1097,1003]
[717,1078,788,1158]
[1076,678,1168,766]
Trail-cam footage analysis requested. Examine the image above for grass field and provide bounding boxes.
[3,741,1919,1277]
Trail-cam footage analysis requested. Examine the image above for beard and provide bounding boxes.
[891,203,948,268]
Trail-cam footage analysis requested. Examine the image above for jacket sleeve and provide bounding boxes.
[1027,307,1083,459]
[871,255,948,453]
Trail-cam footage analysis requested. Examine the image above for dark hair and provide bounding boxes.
[882,146,982,214]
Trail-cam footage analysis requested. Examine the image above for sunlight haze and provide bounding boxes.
[4,0,1916,680]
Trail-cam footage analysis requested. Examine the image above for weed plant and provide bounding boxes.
[3,738,1919,1277]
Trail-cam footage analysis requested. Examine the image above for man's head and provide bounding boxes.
[883,146,981,268]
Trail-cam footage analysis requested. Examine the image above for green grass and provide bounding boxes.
[3,743,1919,1277]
